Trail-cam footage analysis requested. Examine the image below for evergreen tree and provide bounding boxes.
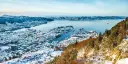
[98,32,102,41]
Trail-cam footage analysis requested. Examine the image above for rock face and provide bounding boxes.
[48,18,128,64]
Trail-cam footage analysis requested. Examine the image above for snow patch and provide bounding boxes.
[116,58,128,64]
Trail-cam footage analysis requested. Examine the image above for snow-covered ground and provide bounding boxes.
[57,29,98,47]
[104,58,128,64]
[125,35,128,41]
[0,20,52,32]
[116,58,128,64]
[2,48,62,64]
[0,25,97,64]
[0,16,125,64]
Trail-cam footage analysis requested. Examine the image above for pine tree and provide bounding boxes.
[98,32,102,41]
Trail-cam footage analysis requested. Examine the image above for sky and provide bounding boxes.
[0,0,128,16]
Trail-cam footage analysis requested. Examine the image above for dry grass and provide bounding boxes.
[47,18,128,64]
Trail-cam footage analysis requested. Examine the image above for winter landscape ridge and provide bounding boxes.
[0,15,127,64]
[0,0,128,64]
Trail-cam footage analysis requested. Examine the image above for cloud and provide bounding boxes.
[0,0,127,16]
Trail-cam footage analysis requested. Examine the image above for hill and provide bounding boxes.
[47,18,128,64]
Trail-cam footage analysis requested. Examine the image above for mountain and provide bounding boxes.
[0,15,126,32]
[0,15,54,24]
[47,16,126,21]
[0,15,54,32]
[48,18,128,64]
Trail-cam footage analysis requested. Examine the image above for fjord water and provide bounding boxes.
[32,19,123,33]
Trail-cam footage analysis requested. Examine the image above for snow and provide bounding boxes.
[118,39,128,53]
[0,26,97,64]
[125,35,128,41]
[0,16,124,64]
[57,29,98,47]
[0,46,10,51]
[105,61,112,64]
[116,58,128,64]
[14,28,27,32]
[0,26,74,63]
[2,48,62,64]
[77,48,85,59]
[0,23,97,64]
[104,58,128,64]
[51,51,62,57]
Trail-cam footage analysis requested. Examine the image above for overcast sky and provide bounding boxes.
[0,0,128,16]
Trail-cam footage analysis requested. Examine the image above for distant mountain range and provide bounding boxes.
[0,15,54,24]
[0,15,126,24]
[47,16,126,21]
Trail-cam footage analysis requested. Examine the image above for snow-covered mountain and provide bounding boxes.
[0,15,126,32]
[0,15,126,64]
[47,16,126,21]
[0,15,53,32]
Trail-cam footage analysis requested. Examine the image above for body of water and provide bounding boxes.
[32,19,123,33]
